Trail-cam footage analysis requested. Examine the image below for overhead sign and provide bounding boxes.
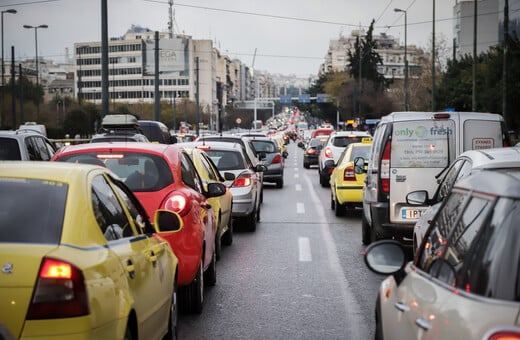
[279,95,292,104]
[298,94,310,103]
[316,93,332,103]
[234,101,274,109]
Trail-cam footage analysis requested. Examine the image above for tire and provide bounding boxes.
[215,214,222,261]
[375,295,384,340]
[256,204,261,222]
[204,247,217,287]
[124,323,134,340]
[361,211,371,245]
[330,192,335,210]
[245,209,257,232]
[222,219,233,246]
[303,162,310,169]
[275,179,284,188]
[335,198,346,217]
[319,170,328,187]
[260,188,264,204]
[165,279,178,340]
[188,260,204,314]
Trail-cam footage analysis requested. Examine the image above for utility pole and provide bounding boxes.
[502,0,509,125]
[154,31,160,121]
[196,56,200,136]
[472,0,477,111]
[432,0,436,111]
[101,0,109,116]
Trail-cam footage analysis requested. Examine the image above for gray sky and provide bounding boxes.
[3,0,454,77]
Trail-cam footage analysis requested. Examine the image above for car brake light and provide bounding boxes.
[343,165,356,181]
[271,154,282,164]
[324,147,333,158]
[487,330,520,340]
[233,173,252,187]
[164,192,190,216]
[26,258,89,319]
[381,141,391,194]
[306,149,316,155]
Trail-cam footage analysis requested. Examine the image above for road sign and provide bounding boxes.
[316,93,332,103]
[279,95,292,104]
[236,118,242,125]
[298,94,310,103]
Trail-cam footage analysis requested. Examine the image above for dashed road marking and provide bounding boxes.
[298,237,312,262]
[295,184,302,191]
[296,202,305,214]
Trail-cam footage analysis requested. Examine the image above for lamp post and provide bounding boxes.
[394,8,409,111]
[23,24,48,118]
[432,0,436,111]
[1,9,17,127]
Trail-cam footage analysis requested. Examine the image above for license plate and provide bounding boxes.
[401,208,428,219]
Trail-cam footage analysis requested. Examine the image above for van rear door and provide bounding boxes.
[389,118,456,225]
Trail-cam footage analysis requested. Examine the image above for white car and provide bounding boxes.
[408,146,520,255]
[317,130,372,187]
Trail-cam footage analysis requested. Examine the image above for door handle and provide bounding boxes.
[415,318,432,331]
[146,250,158,267]
[126,259,136,279]
[394,301,410,312]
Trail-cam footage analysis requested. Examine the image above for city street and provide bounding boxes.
[178,141,386,339]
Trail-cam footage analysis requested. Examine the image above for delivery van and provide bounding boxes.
[361,111,510,246]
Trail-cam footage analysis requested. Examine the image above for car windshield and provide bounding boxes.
[56,152,173,191]
[0,178,66,244]
[350,145,372,161]
[0,137,22,160]
[205,150,245,170]
[250,140,277,153]
[332,136,366,147]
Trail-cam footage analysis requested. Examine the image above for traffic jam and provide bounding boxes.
[1,108,520,339]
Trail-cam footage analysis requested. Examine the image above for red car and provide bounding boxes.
[52,142,226,313]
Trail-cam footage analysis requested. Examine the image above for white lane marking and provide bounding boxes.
[294,173,299,178]
[296,202,305,214]
[295,184,302,191]
[298,237,312,262]
[294,167,299,172]
[303,173,367,339]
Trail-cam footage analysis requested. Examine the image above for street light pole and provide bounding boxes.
[432,0,436,111]
[23,24,48,119]
[395,8,408,111]
[1,9,17,127]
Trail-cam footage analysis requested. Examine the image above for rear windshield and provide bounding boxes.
[0,178,66,243]
[0,138,22,160]
[56,152,173,191]
[391,120,456,168]
[332,136,367,147]
[204,150,245,170]
[309,138,327,148]
[250,140,277,153]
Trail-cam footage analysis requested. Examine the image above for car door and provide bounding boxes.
[92,174,172,339]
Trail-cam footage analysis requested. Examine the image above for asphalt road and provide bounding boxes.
[178,141,387,340]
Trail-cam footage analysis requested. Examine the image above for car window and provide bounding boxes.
[350,145,371,161]
[206,150,245,170]
[92,175,135,241]
[0,137,22,160]
[251,140,276,153]
[437,158,468,200]
[368,123,387,171]
[332,136,365,147]
[180,152,203,192]
[460,197,520,301]
[0,177,66,244]
[25,137,39,160]
[110,178,151,234]
[32,136,54,161]
[418,190,493,287]
[197,152,218,181]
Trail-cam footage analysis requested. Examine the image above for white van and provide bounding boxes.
[361,111,510,246]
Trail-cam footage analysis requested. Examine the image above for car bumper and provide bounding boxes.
[370,202,414,245]
[336,186,364,205]
[230,187,255,217]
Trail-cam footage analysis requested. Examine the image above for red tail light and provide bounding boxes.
[271,154,282,164]
[343,165,356,181]
[306,149,317,155]
[487,330,520,340]
[27,258,89,319]
[164,192,190,216]
[233,173,252,187]
[324,147,333,158]
[381,141,391,193]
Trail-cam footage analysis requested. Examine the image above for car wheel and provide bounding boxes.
[335,198,346,217]
[303,162,310,169]
[256,204,261,222]
[319,171,328,187]
[245,209,257,232]
[165,279,178,340]
[124,322,134,340]
[260,188,264,204]
[275,178,283,188]
[187,260,204,314]
[215,214,222,261]
[375,294,384,340]
[361,212,371,245]
[330,192,335,210]
[222,219,233,246]
[204,247,217,287]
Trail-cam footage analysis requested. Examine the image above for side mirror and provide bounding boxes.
[205,181,227,198]
[255,164,269,172]
[297,142,304,148]
[324,159,335,169]
[282,151,288,158]
[154,209,183,233]
[257,151,267,161]
[406,190,429,205]
[364,240,407,277]
[223,172,236,181]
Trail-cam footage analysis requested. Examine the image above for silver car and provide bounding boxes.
[244,136,286,188]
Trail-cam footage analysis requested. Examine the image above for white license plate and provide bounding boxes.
[401,208,428,219]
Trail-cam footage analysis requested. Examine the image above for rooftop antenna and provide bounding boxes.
[168,0,174,37]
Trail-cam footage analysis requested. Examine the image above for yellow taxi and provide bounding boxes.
[0,162,182,339]
[271,132,287,156]
[183,146,234,260]
[329,138,372,216]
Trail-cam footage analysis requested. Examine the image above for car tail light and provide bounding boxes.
[232,173,252,187]
[324,147,333,158]
[164,192,190,216]
[343,165,356,181]
[306,149,317,155]
[271,154,282,164]
[487,330,520,340]
[380,141,391,194]
[26,258,89,319]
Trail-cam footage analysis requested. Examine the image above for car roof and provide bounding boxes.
[454,167,520,198]
[381,111,504,123]
[456,146,520,170]
[0,160,107,181]
[0,129,47,137]
[177,141,244,152]
[55,141,180,155]
[330,130,371,137]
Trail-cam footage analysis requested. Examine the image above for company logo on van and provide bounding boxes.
[394,126,453,139]
[415,126,428,138]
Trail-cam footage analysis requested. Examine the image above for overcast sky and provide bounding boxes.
[3,0,455,77]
